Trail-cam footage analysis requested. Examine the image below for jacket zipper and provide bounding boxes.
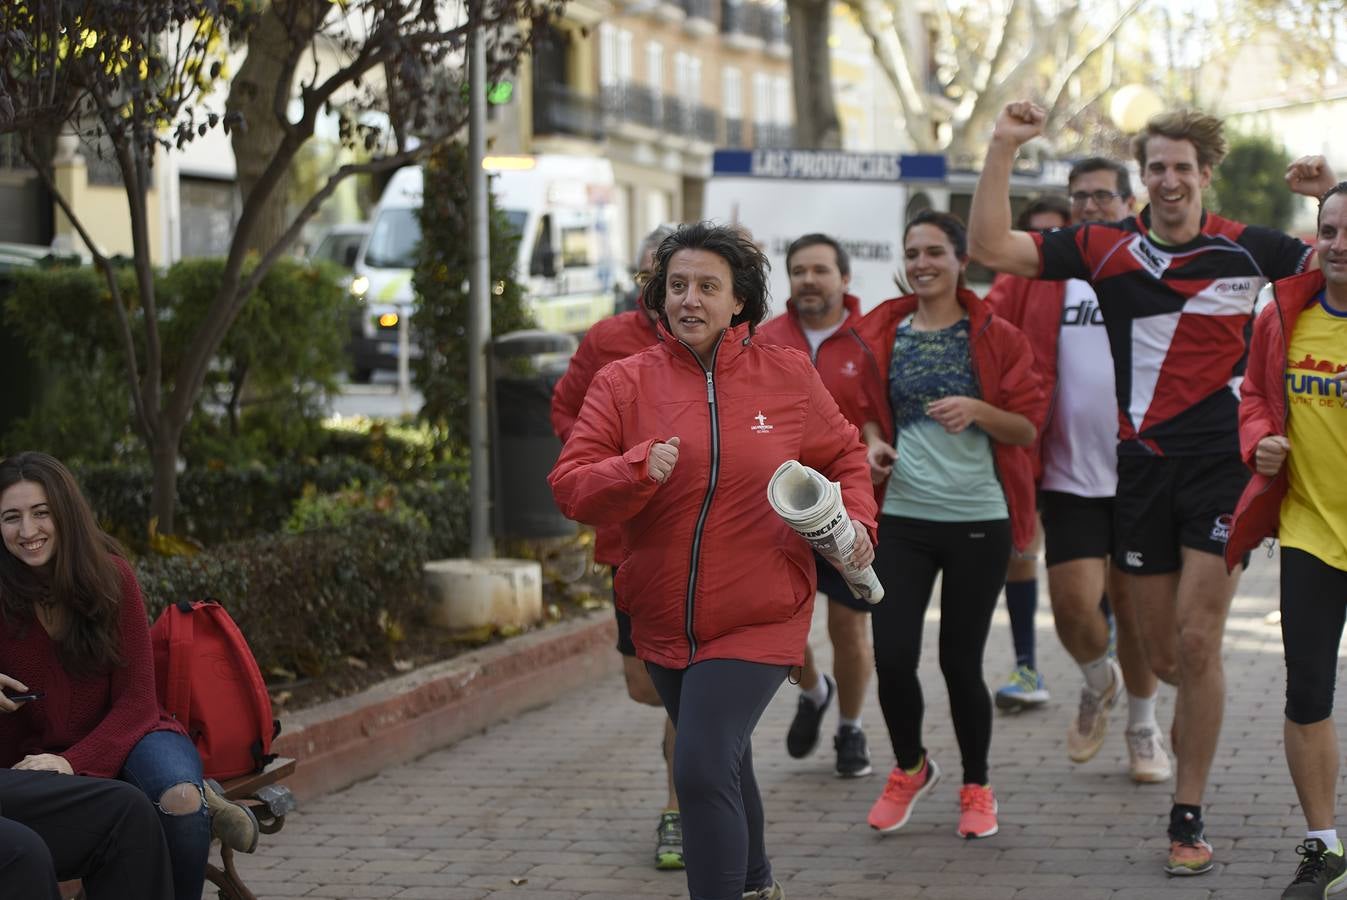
[679,334,726,665]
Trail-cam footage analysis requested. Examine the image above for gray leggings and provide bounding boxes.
[646,658,788,900]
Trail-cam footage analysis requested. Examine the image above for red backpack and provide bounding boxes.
[151,600,279,780]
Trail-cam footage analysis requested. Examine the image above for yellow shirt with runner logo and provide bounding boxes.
[1279,295,1347,571]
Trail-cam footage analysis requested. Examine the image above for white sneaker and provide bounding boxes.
[1066,658,1122,763]
[1125,724,1172,783]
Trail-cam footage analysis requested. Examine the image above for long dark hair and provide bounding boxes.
[0,452,125,675]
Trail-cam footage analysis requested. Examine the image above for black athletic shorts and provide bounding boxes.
[1114,453,1251,576]
[613,567,637,656]
[1040,490,1114,567]
[814,551,871,613]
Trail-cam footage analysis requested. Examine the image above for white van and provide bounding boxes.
[347,155,620,379]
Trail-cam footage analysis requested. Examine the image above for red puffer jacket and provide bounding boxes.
[853,288,1047,553]
[1226,269,1323,570]
[755,294,887,431]
[550,310,660,565]
[549,322,878,670]
[983,274,1066,482]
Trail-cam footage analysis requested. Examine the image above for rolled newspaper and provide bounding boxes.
[766,460,884,603]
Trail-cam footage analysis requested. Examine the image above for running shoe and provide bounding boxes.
[956,784,999,839]
[868,756,941,833]
[834,725,872,778]
[654,810,684,870]
[742,882,785,899]
[1125,724,1173,783]
[786,674,835,758]
[994,665,1049,711]
[1067,658,1123,763]
[1166,811,1214,876]
[1282,838,1347,898]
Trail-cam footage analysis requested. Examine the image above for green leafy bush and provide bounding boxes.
[285,481,430,534]
[1211,134,1296,232]
[413,142,535,445]
[135,512,431,675]
[316,417,464,482]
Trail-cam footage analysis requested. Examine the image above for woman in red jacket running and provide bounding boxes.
[550,222,878,900]
[0,452,255,900]
[856,211,1044,842]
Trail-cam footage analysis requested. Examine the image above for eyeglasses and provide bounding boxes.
[633,271,653,287]
[1070,190,1122,207]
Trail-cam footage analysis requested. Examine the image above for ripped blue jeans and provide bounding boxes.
[119,730,209,900]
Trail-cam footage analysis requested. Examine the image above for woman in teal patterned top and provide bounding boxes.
[853,211,1046,842]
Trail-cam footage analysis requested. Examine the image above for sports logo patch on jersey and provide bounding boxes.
[839,360,859,377]
[751,411,775,433]
[1128,236,1173,279]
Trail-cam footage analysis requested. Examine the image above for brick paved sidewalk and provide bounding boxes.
[232,550,1318,898]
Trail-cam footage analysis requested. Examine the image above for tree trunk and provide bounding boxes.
[149,425,182,536]
[226,2,298,256]
[787,0,842,150]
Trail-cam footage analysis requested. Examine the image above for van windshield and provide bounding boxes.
[365,208,421,269]
[502,209,527,239]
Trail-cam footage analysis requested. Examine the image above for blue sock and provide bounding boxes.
[1006,579,1037,669]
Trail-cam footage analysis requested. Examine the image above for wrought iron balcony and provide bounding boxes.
[533,83,605,140]
[754,122,794,148]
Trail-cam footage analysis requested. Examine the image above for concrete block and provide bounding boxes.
[423,558,542,632]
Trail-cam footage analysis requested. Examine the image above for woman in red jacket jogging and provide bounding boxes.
[0,452,255,900]
[856,211,1045,841]
[550,223,878,900]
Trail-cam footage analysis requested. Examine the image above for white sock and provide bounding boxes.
[1127,691,1159,730]
[801,677,829,706]
[839,715,862,731]
[1080,655,1114,695]
[1308,828,1341,852]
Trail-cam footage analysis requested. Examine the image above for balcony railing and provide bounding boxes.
[720,0,750,35]
[681,0,714,23]
[602,83,662,129]
[754,122,794,148]
[723,117,745,148]
[693,105,719,144]
[533,83,605,140]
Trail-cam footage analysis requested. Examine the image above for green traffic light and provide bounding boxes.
[487,81,513,105]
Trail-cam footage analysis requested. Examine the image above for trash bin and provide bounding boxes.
[491,329,579,539]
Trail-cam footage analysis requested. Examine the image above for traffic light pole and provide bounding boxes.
[467,14,493,560]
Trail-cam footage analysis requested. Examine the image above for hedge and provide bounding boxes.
[135,511,432,676]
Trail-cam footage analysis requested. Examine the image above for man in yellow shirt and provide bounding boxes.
[1229,178,1347,899]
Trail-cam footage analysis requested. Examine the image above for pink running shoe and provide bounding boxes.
[867,757,941,833]
[956,784,999,839]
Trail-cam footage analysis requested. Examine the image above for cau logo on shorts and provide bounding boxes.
[1210,514,1232,543]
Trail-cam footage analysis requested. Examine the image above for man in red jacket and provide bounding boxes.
[986,163,1167,786]
[757,233,886,779]
[549,226,687,871]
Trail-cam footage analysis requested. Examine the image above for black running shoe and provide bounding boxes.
[834,724,872,777]
[1282,837,1346,898]
[785,674,834,758]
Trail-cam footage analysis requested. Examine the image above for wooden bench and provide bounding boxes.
[205,757,298,900]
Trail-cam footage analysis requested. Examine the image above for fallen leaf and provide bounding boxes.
[269,690,292,706]
[345,656,368,670]
[392,659,414,672]
[498,624,523,638]
[268,666,297,681]
[510,877,528,886]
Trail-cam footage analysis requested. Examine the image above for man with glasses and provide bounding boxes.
[986,164,1167,788]
[550,225,685,871]
[970,100,1330,877]
[758,233,885,779]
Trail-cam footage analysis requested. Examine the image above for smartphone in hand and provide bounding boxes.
[2,689,44,703]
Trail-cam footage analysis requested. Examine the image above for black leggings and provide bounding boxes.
[1281,547,1347,725]
[870,515,1011,786]
[0,769,174,900]
[646,658,788,900]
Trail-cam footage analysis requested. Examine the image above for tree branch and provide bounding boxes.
[1044,0,1147,125]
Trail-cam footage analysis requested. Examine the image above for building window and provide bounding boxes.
[752,72,771,124]
[723,67,742,119]
[599,24,617,86]
[646,41,664,92]
[772,75,791,124]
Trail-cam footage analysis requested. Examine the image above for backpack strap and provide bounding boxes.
[164,602,196,724]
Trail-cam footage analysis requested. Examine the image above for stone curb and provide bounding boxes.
[272,609,619,801]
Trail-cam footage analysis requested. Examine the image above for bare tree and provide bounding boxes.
[0,0,555,533]
[787,0,842,149]
[838,0,1146,160]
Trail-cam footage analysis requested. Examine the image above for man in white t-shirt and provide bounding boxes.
[757,235,886,779]
[985,158,1169,783]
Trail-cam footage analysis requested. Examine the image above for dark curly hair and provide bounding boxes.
[641,222,771,332]
[0,451,125,676]
[1319,181,1347,226]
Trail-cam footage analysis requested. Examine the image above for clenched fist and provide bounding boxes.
[649,436,681,483]
[992,100,1047,148]
[1254,435,1289,477]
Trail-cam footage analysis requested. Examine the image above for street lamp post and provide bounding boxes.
[467,10,493,560]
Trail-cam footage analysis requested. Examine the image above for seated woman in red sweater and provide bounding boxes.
[0,451,248,900]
